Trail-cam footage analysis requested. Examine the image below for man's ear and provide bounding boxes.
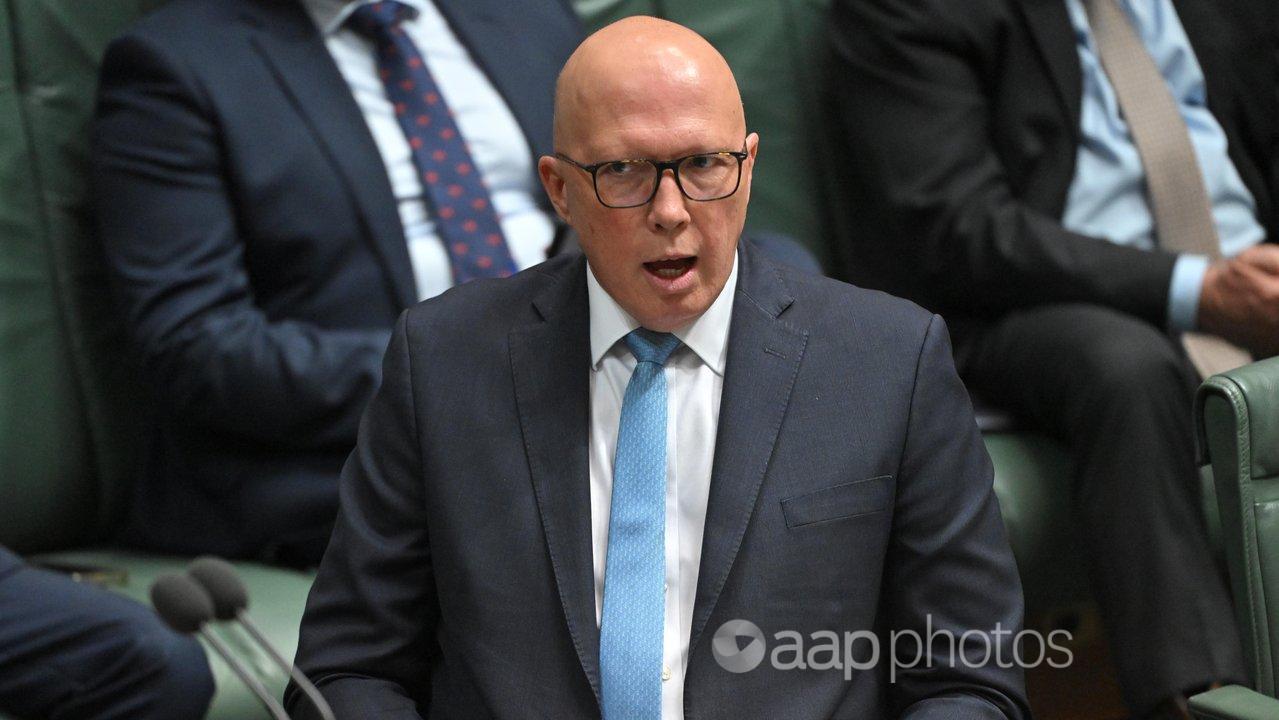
[739,132,761,199]
[538,156,572,224]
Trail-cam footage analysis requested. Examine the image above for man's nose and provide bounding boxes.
[647,170,690,233]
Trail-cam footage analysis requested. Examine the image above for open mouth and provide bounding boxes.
[643,256,697,279]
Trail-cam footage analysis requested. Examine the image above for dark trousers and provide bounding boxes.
[0,548,214,720]
[952,303,1246,715]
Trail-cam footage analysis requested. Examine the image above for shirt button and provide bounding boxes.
[664,583,669,593]
[662,666,671,682]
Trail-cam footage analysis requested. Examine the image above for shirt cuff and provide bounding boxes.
[1167,254,1211,333]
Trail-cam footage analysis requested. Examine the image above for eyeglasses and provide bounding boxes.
[555,147,749,209]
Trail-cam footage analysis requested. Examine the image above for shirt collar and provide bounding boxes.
[587,252,738,376]
[302,0,430,36]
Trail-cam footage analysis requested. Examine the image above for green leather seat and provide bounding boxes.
[0,2,314,717]
[1189,357,1279,720]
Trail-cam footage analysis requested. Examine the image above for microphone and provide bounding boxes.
[150,573,292,720]
[188,557,336,720]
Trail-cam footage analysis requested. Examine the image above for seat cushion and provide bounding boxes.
[29,549,314,720]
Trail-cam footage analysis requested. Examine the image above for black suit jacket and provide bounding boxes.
[289,243,1029,719]
[827,0,1278,326]
[91,0,581,561]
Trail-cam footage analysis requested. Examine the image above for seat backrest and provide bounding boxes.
[1197,356,1279,696]
[0,0,164,553]
[572,0,839,269]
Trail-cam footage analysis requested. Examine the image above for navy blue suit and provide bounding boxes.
[92,0,582,564]
[289,243,1028,719]
[0,547,213,719]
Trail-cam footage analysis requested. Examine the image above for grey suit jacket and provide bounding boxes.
[289,241,1029,719]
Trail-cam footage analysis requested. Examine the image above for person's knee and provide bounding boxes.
[1073,313,1191,408]
[150,633,215,718]
[111,614,215,719]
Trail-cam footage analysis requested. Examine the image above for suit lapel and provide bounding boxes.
[508,256,602,706]
[241,0,417,310]
[507,246,809,698]
[1018,0,1083,135]
[688,244,808,657]
[431,0,556,160]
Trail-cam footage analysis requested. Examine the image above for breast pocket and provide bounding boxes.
[780,475,894,529]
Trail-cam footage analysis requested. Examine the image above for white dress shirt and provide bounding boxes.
[588,254,738,720]
[302,0,556,301]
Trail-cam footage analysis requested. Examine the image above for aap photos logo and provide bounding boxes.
[712,619,766,673]
[709,616,1074,683]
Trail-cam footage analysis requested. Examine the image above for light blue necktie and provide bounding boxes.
[600,329,681,720]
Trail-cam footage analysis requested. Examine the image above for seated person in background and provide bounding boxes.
[91,0,583,566]
[288,16,1028,719]
[828,0,1277,716]
[0,546,212,719]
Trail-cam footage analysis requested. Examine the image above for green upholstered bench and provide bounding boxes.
[1188,358,1279,719]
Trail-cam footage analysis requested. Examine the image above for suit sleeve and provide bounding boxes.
[829,0,1175,325]
[887,314,1031,720]
[92,34,389,450]
[288,310,435,719]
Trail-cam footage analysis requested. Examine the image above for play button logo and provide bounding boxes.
[712,619,766,673]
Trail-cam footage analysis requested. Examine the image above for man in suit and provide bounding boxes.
[0,547,213,719]
[828,0,1278,716]
[91,0,583,565]
[288,16,1028,719]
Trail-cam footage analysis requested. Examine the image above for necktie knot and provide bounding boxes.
[625,329,681,366]
[348,1,412,38]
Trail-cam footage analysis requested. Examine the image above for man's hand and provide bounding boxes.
[1198,245,1279,358]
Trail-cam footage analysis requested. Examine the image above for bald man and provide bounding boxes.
[289,17,1029,719]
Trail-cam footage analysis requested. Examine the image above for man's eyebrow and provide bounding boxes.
[586,142,746,163]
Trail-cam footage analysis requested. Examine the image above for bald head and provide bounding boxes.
[553,16,744,156]
[537,17,758,334]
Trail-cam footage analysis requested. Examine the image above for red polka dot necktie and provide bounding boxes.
[348,0,517,284]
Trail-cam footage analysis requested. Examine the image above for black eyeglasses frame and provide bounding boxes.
[554,146,749,209]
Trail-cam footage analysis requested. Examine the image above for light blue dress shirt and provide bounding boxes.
[1062,0,1265,331]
